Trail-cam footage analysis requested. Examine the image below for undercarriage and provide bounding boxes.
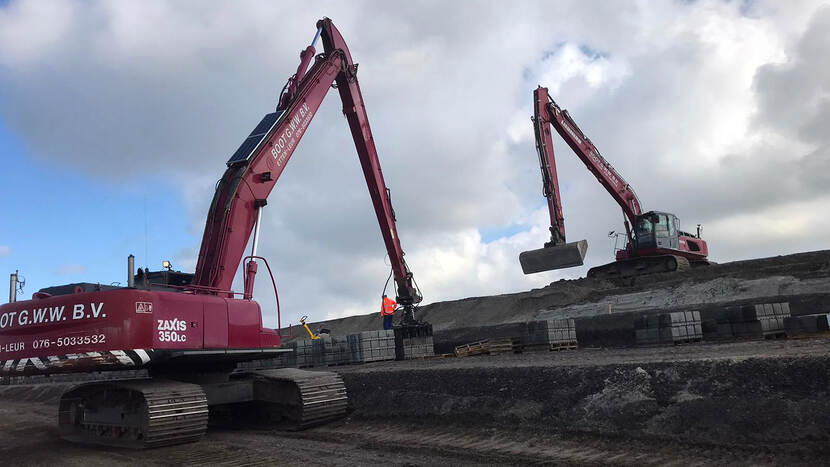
[57,367,348,448]
[587,254,691,280]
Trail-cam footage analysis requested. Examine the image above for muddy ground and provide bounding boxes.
[2,337,829,466]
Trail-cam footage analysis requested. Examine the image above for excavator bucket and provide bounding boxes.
[519,239,588,274]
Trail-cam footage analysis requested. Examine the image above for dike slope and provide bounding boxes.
[302,249,830,337]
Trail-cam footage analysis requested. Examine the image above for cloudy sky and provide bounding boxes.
[1,0,828,327]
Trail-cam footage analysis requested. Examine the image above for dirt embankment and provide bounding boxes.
[304,249,830,336]
[338,338,830,460]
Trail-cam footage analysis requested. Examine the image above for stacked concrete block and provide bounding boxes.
[635,311,702,346]
[399,335,434,359]
[347,330,396,363]
[756,303,790,337]
[294,338,314,367]
[325,342,351,365]
[309,336,350,366]
[785,313,830,335]
[523,319,578,350]
[394,324,435,360]
[713,303,790,339]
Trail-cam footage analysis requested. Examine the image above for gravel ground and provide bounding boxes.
[0,402,822,466]
[2,337,828,466]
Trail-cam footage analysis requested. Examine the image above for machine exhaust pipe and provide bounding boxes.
[127,255,135,288]
[9,270,18,303]
[519,239,588,274]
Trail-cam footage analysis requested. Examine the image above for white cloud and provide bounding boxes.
[0,0,73,67]
[0,246,10,257]
[1,0,829,327]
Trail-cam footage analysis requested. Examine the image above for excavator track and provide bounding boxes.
[58,379,208,449]
[55,368,347,448]
[247,368,348,429]
[588,254,690,280]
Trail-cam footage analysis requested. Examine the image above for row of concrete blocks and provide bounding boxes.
[238,329,435,370]
[711,302,791,339]
[628,303,795,346]
[523,318,578,349]
[635,311,703,345]
[785,313,830,334]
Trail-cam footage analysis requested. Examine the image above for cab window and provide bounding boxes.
[656,214,669,235]
[636,217,653,237]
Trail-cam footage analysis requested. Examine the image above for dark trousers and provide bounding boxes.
[383,315,394,330]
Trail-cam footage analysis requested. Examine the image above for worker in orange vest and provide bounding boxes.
[380,294,396,330]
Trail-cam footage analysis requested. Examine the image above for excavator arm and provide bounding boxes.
[539,86,642,229]
[194,18,421,318]
[532,86,567,247]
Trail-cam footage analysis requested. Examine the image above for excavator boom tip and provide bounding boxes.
[520,239,588,274]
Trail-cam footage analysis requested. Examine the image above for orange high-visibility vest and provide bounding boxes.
[380,296,396,316]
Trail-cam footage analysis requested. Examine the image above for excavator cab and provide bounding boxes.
[633,211,680,251]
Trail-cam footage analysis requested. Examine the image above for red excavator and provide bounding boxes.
[0,18,423,448]
[520,86,709,279]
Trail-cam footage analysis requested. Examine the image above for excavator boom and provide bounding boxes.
[195,18,421,315]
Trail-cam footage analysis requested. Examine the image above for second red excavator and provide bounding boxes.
[520,86,709,279]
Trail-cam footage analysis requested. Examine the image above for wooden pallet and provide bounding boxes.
[487,337,520,355]
[520,341,578,352]
[455,338,520,357]
[550,342,578,351]
[455,341,488,357]
[673,337,703,345]
[421,353,456,360]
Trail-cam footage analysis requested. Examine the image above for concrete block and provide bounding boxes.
[754,304,766,318]
[734,321,763,338]
[712,307,731,323]
[717,322,734,337]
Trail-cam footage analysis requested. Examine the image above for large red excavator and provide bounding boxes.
[520,86,709,279]
[0,18,423,448]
